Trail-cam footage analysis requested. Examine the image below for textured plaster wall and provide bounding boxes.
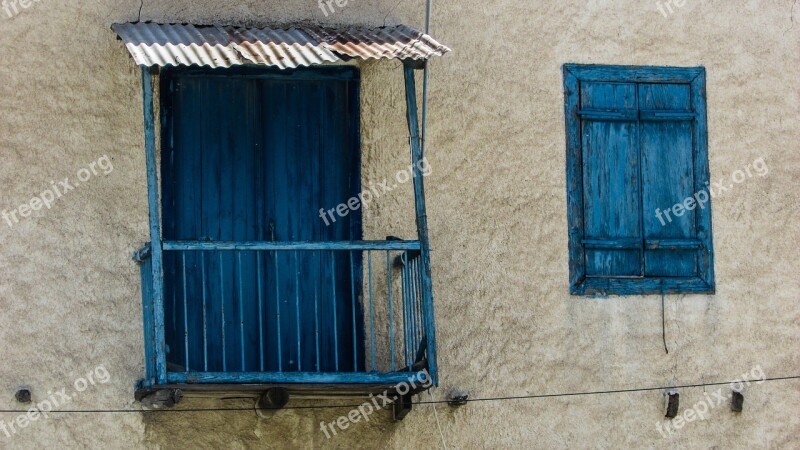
[0,0,798,448]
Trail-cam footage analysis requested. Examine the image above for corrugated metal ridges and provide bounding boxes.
[225,26,339,69]
[112,23,243,68]
[308,25,449,61]
[112,22,450,69]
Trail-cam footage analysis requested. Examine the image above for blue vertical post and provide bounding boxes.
[401,253,411,368]
[257,252,264,372]
[201,253,208,371]
[274,250,283,372]
[138,255,155,386]
[237,252,245,371]
[387,251,395,371]
[331,252,340,372]
[182,253,189,371]
[367,251,376,372]
[403,63,438,384]
[141,66,167,385]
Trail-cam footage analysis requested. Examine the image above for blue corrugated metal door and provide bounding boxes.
[160,67,363,374]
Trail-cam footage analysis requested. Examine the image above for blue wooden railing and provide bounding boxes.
[138,240,435,387]
[136,64,438,391]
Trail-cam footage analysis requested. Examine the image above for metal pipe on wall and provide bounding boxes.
[421,0,432,156]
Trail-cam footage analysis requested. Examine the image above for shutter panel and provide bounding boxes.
[579,82,642,277]
[639,83,700,277]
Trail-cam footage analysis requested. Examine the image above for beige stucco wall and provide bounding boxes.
[0,0,798,448]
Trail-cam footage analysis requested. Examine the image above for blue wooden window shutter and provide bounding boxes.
[564,64,714,296]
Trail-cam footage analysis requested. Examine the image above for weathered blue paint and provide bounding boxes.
[644,239,703,250]
[577,109,638,121]
[162,241,421,251]
[137,251,156,386]
[564,64,704,84]
[403,63,438,385]
[167,370,429,385]
[563,64,714,296]
[141,67,168,385]
[386,251,395,371]
[137,63,439,390]
[564,67,585,290]
[639,110,697,121]
[690,73,715,292]
[367,251,376,371]
[159,66,364,376]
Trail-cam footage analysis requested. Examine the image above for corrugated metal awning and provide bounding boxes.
[112,22,451,69]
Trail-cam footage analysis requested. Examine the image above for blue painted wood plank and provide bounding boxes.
[138,256,156,386]
[162,241,421,251]
[563,67,586,292]
[581,238,641,250]
[201,253,208,371]
[580,81,642,277]
[564,64,704,84]
[331,252,339,371]
[257,252,264,371]
[691,71,715,292]
[639,110,696,121]
[141,67,167,384]
[403,63,438,385]
[386,251,395,371]
[644,239,703,250]
[577,109,638,121]
[640,83,697,277]
[401,253,411,368]
[167,370,429,385]
[274,249,283,372]
[579,277,713,296]
[368,252,375,371]
[349,252,358,372]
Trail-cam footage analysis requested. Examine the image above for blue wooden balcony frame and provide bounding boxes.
[135,63,438,392]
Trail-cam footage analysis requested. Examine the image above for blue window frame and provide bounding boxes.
[563,64,714,296]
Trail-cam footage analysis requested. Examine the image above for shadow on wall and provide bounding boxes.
[141,398,399,448]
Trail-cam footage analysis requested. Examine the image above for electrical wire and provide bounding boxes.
[428,389,448,450]
[0,375,796,414]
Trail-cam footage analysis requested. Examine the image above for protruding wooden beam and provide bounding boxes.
[141,66,167,385]
[402,62,438,386]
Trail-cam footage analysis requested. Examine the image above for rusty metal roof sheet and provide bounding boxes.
[112,22,450,69]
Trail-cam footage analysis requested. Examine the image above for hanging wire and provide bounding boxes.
[0,376,796,414]
[428,389,448,450]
